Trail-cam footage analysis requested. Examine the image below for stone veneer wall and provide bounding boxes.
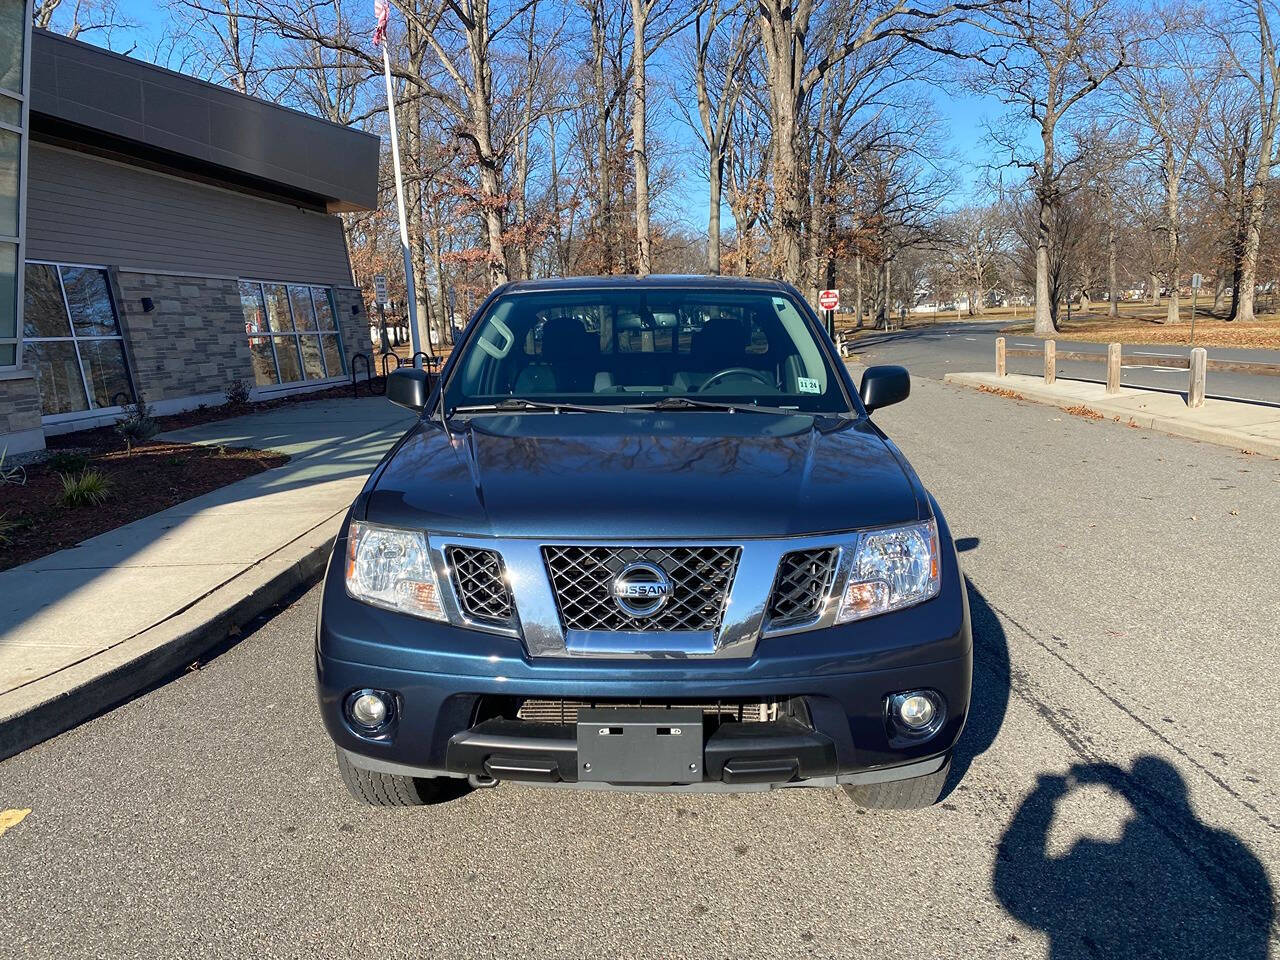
[0,372,45,453]
[113,271,252,405]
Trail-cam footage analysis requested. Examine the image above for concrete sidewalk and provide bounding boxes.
[944,372,1280,457]
[0,397,413,758]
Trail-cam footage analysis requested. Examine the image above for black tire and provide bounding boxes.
[842,758,950,810]
[336,748,444,806]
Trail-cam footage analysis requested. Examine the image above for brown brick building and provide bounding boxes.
[1,23,378,454]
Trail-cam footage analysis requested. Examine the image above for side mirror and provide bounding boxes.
[387,367,429,413]
[859,365,910,413]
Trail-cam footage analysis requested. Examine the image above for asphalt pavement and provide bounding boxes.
[850,320,1280,405]
[0,378,1277,959]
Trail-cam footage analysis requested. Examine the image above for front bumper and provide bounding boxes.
[316,518,973,792]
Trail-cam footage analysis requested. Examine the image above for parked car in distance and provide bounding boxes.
[317,275,971,809]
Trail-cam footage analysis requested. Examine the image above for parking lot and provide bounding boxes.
[0,376,1275,959]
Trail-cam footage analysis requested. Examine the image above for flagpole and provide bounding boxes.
[380,38,424,363]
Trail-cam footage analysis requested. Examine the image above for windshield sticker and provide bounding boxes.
[797,377,821,394]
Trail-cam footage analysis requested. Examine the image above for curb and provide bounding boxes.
[0,516,341,761]
[943,373,1280,458]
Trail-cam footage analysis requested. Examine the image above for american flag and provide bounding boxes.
[373,0,389,46]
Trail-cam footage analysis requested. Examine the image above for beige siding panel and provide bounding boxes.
[25,143,354,285]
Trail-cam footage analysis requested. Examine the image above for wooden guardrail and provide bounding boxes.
[994,336,1280,409]
[1002,346,1280,377]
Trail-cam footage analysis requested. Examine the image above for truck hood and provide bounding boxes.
[363,412,927,539]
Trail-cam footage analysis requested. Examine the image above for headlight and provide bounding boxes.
[837,518,940,623]
[344,521,446,621]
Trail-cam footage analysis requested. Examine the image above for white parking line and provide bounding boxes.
[1015,342,1036,346]
[964,337,977,341]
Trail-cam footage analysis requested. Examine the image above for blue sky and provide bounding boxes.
[70,0,1003,227]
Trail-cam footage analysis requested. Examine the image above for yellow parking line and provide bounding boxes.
[0,809,32,837]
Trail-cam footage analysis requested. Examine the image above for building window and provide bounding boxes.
[23,262,135,416]
[238,280,346,387]
[0,0,25,370]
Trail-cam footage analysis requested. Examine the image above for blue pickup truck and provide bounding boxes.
[317,276,971,809]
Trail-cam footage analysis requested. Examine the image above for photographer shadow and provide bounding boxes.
[993,756,1274,959]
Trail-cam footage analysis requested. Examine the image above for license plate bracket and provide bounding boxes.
[577,708,704,784]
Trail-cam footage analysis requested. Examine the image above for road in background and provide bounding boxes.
[849,320,1280,405]
[0,378,1276,958]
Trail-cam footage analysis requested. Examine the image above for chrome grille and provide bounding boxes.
[446,546,514,624]
[516,699,776,724]
[542,545,740,633]
[767,548,839,627]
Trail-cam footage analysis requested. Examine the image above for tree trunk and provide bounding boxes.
[1237,175,1268,323]
[590,6,613,272]
[1164,163,1180,325]
[548,112,565,276]
[1212,272,1226,313]
[630,0,652,276]
[1148,272,1160,306]
[463,5,509,289]
[758,1,807,284]
[433,222,450,343]
[854,254,863,328]
[1107,224,1119,317]
[1033,118,1057,333]
[400,82,432,353]
[708,156,722,275]
[1034,214,1055,333]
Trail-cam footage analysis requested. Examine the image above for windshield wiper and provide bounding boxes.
[633,396,822,416]
[450,398,635,416]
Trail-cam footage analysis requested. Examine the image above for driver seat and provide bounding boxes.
[674,316,747,390]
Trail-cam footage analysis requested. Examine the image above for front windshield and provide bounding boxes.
[444,287,850,414]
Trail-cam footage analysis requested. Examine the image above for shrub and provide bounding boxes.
[115,395,159,454]
[0,447,27,486]
[46,451,89,474]
[58,469,112,508]
[224,378,251,408]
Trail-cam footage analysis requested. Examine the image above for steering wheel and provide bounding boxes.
[697,367,775,392]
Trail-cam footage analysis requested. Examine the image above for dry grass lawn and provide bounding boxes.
[994,299,1280,349]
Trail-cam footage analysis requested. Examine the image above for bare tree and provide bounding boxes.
[977,0,1130,332]
[1216,0,1280,322]
[681,0,752,274]
[755,0,981,289]
[1119,5,1223,322]
[166,0,265,94]
[34,0,137,47]
[950,202,1010,315]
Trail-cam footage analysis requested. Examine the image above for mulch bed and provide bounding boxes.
[0,439,288,572]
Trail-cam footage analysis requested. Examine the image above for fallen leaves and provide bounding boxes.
[978,385,1026,400]
[0,809,31,837]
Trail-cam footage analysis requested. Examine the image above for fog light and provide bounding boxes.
[346,689,394,732]
[889,691,941,734]
[898,694,935,728]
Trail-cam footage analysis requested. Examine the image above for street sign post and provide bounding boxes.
[818,289,839,338]
[1190,273,1202,345]
[372,275,390,351]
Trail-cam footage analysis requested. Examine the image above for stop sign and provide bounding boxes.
[818,289,840,312]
